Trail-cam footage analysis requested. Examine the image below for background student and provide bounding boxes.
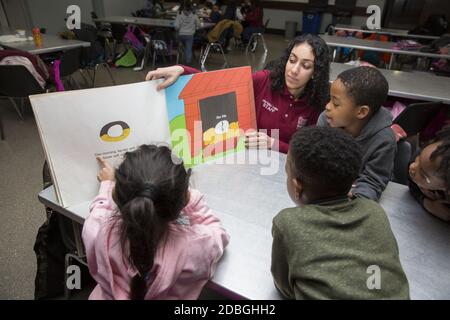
[175,1,201,66]
[409,125,450,222]
[272,126,410,299]
[317,66,396,201]
[241,0,264,46]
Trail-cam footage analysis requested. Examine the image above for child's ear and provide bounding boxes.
[185,189,190,206]
[356,105,370,120]
[293,178,303,202]
[112,187,117,203]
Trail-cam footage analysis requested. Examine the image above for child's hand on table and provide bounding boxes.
[96,157,115,182]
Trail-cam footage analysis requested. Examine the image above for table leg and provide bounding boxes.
[389,54,395,70]
[71,222,84,257]
[134,41,151,72]
[416,57,430,71]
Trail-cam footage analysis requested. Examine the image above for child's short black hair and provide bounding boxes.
[430,125,450,189]
[337,66,389,115]
[289,126,362,197]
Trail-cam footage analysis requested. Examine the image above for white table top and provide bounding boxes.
[94,16,214,30]
[163,10,210,19]
[0,33,90,55]
[38,150,450,299]
[334,24,440,40]
[321,34,450,60]
[330,62,450,104]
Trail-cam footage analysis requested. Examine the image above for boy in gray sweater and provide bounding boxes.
[317,66,396,201]
[271,126,409,299]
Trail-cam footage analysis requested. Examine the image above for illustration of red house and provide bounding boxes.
[179,67,256,159]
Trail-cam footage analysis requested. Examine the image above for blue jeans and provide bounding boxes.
[243,26,264,43]
[178,34,194,64]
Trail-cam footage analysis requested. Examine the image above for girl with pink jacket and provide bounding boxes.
[82,144,229,299]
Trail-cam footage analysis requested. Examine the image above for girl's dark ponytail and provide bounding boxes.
[121,194,161,300]
[113,145,190,300]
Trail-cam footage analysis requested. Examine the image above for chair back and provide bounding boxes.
[111,23,127,42]
[59,47,82,78]
[73,24,105,66]
[393,101,443,137]
[392,139,413,185]
[0,65,44,97]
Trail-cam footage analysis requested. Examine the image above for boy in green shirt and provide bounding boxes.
[271,126,409,299]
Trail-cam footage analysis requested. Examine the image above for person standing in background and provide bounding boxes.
[175,1,201,65]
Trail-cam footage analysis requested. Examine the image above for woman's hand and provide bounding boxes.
[145,65,184,90]
[244,131,275,150]
[96,157,115,182]
[423,198,450,222]
[348,184,357,199]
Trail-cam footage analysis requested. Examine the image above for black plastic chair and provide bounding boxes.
[245,18,270,55]
[393,101,444,137]
[392,139,413,185]
[151,29,179,68]
[110,23,128,60]
[59,47,82,89]
[72,24,116,87]
[0,65,45,139]
[91,12,116,61]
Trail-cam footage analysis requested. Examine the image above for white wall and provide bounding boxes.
[102,0,146,17]
[25,0,94,34]
[100,0,179,17]
[1,0,32,30]
[0,1,11,28]
[21,0,386,35]
[23,0,175,34]
[264,0,386,33]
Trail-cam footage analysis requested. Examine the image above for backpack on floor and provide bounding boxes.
[33,162,94,299]
[114,48,137,67]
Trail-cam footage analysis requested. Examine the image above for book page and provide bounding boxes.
[31,80,170,207]
[165,66,256,166]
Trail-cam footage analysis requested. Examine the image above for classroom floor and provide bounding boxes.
[0,33,289,299]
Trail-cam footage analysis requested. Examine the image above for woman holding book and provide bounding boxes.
[145,34,330,153]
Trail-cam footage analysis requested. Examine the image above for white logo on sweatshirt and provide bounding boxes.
[261,99,278,113]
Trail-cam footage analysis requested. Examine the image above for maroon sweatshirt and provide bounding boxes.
[182,66,321,153]
[245,7,263,28]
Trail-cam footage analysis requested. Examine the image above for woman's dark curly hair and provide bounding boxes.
[269,34,330,111]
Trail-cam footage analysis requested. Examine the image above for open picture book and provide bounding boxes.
[30,66,256,208]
